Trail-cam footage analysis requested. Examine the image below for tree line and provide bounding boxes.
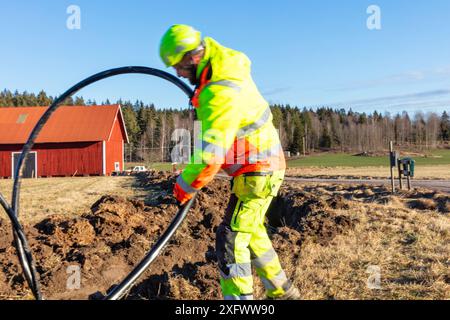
[1,89,449,162]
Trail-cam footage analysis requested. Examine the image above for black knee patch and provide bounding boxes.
[216,223,237,276]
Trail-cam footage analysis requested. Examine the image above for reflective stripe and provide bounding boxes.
[220,263,252,279]
[224,294,254,300]
[205,80,241,92]
[223,143,282,169]
[260,270,289,291]
[176,175,199,194]
[202,140,228,159]
[237,107,271,137]
[251,248,277,269]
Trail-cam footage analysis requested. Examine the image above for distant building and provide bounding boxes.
[0,105,129,178]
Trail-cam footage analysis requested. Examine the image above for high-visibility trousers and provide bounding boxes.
[215,170,292,300]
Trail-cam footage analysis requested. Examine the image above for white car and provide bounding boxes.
[132,166,148,173]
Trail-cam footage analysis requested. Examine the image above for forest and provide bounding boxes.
[1,89,449,162]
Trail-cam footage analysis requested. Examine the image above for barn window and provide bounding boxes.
[17,114,28,124]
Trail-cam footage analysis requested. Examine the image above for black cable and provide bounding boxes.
[12,67,193,215]
[105,195,197,300]
[0,66,193,300]
[0,194,42,299]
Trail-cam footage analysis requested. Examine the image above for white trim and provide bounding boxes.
[122,139,125,171]
[118,104,130,143]
[106,105,117,142]
[106,105,129,143]
[107,116,117,142]
[11,151,37,179]
[102,141,106,175]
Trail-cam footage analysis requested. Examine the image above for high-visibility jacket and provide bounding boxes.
[175,37,285,199]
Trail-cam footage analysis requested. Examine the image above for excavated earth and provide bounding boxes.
[0,171,448,300]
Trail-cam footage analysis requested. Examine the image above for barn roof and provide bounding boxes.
[0,105,129,144]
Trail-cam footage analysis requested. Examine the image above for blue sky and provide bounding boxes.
[1,0,449,115]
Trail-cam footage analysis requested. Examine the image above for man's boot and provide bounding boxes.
[267,286,301,300]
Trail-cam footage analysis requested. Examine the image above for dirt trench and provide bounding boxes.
[0,171,447,300]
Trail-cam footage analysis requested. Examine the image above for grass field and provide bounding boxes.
[287,149,450,167]
[286,165,450,180]
[0,176,146,223]
[273,183,450,300]
[126,149,450,179]
[286,149,450,179]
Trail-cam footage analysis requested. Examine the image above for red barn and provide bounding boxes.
[0,105,129,178]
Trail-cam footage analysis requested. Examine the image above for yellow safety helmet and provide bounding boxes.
[159,24,202,67]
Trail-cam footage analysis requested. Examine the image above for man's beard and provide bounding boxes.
[186,64,198,85]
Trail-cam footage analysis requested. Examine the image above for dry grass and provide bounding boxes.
[287,165,450,180]
[274,189,450,300]
[0,176,145,223]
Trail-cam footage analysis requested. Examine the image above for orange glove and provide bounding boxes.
[173,182,193,205]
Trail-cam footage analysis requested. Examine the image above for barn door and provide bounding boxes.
[12,152,37,178]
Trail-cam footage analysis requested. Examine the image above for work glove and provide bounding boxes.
[173,182,193,205]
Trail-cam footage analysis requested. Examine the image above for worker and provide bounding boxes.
[159,24,300,300]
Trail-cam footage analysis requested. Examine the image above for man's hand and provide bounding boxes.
[173,182,193,205]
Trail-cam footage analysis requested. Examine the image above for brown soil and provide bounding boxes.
[0,171,448,300]
[0,171,229,300]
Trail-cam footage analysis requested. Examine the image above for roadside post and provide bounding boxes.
[397,158,403,190]
[389,141,398,193]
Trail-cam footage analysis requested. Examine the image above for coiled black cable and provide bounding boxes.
[0,66,193,300]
